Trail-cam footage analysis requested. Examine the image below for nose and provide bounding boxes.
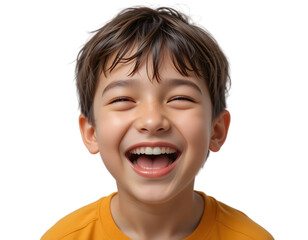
[134,102,171,134]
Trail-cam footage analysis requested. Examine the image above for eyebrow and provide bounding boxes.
[102,78,203,95]
[166,79,203,94]
[102,79,136,95]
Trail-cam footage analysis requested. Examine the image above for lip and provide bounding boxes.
[125,142,181,178]
[126,142,180,152]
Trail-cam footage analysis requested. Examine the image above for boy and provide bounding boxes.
[42,6,274,240]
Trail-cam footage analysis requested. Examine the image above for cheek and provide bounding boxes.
[177,110,211,162]
[179,109,210,139]
[97,115,121,144]
[95,114,131,173]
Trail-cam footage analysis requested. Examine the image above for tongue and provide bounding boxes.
[136,155,171,169]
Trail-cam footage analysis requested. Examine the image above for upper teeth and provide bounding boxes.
[129,147,176,155]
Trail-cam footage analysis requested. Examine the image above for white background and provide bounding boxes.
[0,0,307,239]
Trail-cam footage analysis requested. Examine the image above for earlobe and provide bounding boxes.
[209,110,231,152]
[79,114,99,154]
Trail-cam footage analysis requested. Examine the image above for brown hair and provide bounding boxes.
[76,6,230,125]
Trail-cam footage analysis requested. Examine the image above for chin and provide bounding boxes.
[124,182,180,205]
[124,181,191,205]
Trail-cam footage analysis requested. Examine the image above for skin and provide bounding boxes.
[79,53,230,240]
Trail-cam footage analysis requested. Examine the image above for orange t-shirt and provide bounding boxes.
[41,192,274,240]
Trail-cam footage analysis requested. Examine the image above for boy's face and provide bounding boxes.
[79,53,230,203]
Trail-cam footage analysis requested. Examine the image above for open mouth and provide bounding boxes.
[125,147,180,170]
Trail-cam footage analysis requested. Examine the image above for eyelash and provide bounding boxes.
[109,96,195,104]
[169,96,195,102]
[109,97,134,104]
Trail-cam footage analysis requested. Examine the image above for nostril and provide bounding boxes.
[140,127,166,133]
[135,114,171,133]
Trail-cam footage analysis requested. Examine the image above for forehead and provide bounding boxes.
[101,49,204,85]
[95,53,210,101]
[99,52,205,89]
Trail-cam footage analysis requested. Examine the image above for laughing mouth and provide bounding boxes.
[126,146,180,170]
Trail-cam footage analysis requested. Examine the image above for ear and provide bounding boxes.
[79,114,99,154]
[209,110,231,152]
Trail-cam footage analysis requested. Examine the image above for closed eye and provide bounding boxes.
[109,97,135,104]
[168,96,196,102]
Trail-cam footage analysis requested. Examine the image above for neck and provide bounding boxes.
[110,183,204,240]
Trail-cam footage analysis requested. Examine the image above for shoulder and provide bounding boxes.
[213,197,274,239]
[41,194,113,240]
[200,192,274,240]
